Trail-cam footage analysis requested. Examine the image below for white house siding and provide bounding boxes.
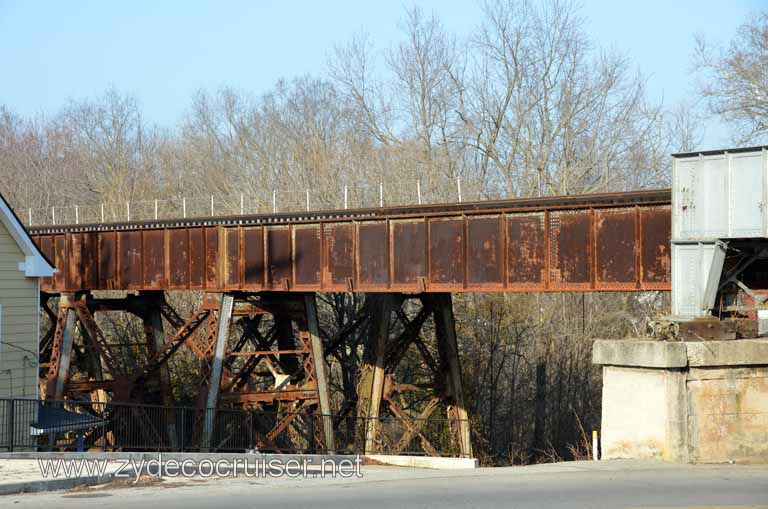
[0,220,40,449]
[0,219,39,400]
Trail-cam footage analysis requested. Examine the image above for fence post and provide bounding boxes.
[101,203,105,223]
[248,409,254,452]
[272,190,277,213]
[7,399,14,452]
[154,199,158,220]
[344,185,348,210]
[308,413,315,454]
[75,205,79,224]
[306,190,310,212]
[126,201,130,222]
[179,407,185,453]
[417,180,422,205]
[240,193,244,215]
[379,182,383,207]
[51,207,55,226]
[182,197,187,218]
[210,195,214,217]
[457,177,462,203]
[28,208,32,226]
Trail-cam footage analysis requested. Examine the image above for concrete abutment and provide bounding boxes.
[593,339,768,463]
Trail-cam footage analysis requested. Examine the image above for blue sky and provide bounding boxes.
[0,0,764,147]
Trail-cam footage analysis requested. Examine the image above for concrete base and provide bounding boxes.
[364,455,478,469]
[593,339,768,464]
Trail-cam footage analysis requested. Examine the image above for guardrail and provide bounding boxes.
[19,177,493,227]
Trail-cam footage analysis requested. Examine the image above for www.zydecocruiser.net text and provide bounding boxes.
[37,454,365,483]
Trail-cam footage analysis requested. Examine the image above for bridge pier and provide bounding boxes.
[357,293,472,458]
[432,293,472,458]
[357,294,394,453]
[203,292,335,453]
[141,292,178,447]
[593,338,768,463]
[40,289,469,455]
[44,291,184,403]
[40,290,337,451]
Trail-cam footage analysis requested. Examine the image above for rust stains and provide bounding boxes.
[550,211,593,288]
[324,223,355,289]
[507,214,546,288]
[429,219,464,286]
[641,208,672,286]
[595,210,636,286]
[467,216,503,287]
[358,221,389,286]
[294,225,321,287]
[392,220,427,287]
[34,201,672,294]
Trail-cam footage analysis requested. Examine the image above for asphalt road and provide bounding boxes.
[5,460,768,509]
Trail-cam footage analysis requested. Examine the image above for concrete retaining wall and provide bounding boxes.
[593,339,768,464]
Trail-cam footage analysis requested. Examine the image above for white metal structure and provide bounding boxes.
[673,147,768,241]
[671,146,768,319]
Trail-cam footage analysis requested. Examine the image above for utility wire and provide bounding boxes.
[0,341,39,357]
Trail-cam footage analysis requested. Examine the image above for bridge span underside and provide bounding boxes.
[30,189,671,294]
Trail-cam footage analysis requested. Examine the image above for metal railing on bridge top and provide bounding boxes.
[20,177,494,227]
[0,398,468,457]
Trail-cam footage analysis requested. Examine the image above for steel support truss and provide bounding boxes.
[353,293,472,458]
[40,290,470,455]
[41,290,334,452]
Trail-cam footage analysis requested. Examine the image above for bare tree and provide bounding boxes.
[61,88,164,205]
[467,0,672,197]
[0,106,86,215]
[694,12,768,144]
[331,7,474,204]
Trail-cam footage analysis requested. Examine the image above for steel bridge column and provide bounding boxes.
[275,315,300,376]
[143,293,178,448]
[201,293,234,450]
[433,293,472,458]
[357,293,394,453]
[47,294,76,400]
[70,294,103,386]
[304,294,335,452]
[78,308,104,385]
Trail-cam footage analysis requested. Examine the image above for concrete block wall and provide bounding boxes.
[594,339,768,464]
[687,366,768,463]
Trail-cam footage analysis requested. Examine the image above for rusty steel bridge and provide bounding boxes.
[28,189,672,457]
[30,189,671,294]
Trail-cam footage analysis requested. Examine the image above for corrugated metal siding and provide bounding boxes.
[672,149,768,240]
[0,221,39,399]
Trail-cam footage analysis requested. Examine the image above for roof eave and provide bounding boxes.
[0,192,56,277]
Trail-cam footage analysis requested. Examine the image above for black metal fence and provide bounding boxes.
[0,399,467,457]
